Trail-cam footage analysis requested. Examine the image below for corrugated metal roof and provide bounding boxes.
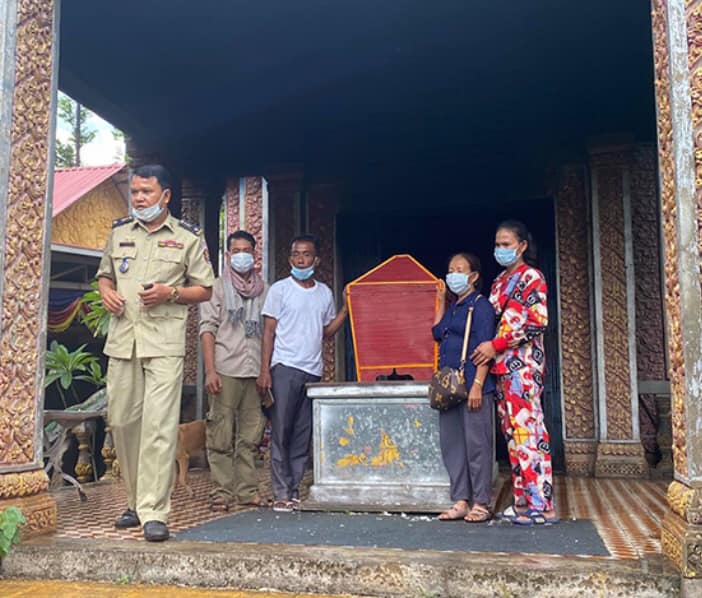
[52,164,125,217]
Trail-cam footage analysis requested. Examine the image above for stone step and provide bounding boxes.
[2,537,680,597]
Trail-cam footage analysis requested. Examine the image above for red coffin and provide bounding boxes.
[347,254,440,382]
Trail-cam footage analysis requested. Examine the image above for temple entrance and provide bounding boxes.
[338,195,563,469]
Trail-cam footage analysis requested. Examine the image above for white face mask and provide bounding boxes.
[230,252,255,273]
[131,191,166,222]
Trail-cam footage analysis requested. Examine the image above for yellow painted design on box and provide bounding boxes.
[371,431,404,468]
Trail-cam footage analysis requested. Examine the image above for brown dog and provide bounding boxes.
[175,419,207,495]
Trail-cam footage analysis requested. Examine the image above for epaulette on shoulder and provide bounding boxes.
[112,215,134,228]
[178,220,202,236]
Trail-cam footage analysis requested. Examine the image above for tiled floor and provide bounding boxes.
[51,469,668,561]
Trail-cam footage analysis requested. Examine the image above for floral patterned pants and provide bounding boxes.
[496,369,554,511]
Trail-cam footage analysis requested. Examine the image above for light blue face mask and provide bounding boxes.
[494,247,519,267]
[445,272,470,295]
[230,252,255,273]
[131,191,166,222]
[291,265,315,281]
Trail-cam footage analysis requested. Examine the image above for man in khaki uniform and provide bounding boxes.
[199,230,268,511]
[97,164,214,542]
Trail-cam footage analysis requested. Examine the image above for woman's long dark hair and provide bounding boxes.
[496,219,537,266]
[448,252,483,292]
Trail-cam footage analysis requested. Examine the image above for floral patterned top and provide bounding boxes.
[488,263,548,379]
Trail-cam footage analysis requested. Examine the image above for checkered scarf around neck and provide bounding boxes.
[222,265,265,337]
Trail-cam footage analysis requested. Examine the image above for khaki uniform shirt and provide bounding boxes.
[199,277,268,378]
[97,212,215,359]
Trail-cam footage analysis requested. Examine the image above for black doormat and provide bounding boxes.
[175,511,609,557]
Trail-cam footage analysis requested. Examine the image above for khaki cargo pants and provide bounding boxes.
[206,375,265,503]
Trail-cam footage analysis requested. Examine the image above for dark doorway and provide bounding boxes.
[337,197,564,470]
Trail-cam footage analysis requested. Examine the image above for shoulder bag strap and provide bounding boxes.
[459,294,481,367]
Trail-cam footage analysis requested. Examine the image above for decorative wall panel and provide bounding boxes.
[554,165,595,442]
[52,180,128,250]
[0,0,55,469]
[595,160,634,441]
[652,0,687,477]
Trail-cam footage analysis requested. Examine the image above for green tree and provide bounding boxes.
[55,92,97,167]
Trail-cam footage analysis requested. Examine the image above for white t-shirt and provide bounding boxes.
[262,277,336,377]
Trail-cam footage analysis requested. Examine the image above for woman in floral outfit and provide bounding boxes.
[472,219,558,525]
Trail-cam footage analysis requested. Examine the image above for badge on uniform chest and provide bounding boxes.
[119,257,129,273]
[158,240,184,249]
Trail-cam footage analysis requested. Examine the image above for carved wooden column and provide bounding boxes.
[631,144,671,476]
[267,172,303,282]
[181,178,208,419]
[0,0,58,536]
[652,0,702,581]
[181,179,206,384]
[588,143,648,478]
[224,177,270,280]
[552,164,598,475]
[308,182,341,382]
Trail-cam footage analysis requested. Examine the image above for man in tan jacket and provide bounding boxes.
[97,164,214,542]
[199,230,268,510]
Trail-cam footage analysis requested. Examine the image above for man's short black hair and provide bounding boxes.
[290,233,320,255]
[132,164,172,191]
[227,230,256,250]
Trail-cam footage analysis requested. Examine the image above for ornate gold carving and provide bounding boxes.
[0,469,49,499]
[662,509,702,578]
[667,480,702,525]
[244,177,264,268]
[553,165,596,442]
[0,0,55,468]
[662,510,686,573]
[652,0,688,477]
[563,440,596,476]
[0,491,56,538]
[594,442,647,478]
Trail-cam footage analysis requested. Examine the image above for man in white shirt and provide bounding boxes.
[258,234,348,512]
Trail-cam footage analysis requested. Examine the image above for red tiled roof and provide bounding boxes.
[52,164,125,218]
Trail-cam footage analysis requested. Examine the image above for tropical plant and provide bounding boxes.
[79,281,110,338]
[0,506,25,558]
[44,341,105,408]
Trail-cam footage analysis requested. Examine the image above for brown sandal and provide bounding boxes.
[438,501,470,521]
[209,495,232,512]
[239,495,269,507]
[464,503,492,523]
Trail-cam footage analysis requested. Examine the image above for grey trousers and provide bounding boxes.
[269,364,320,501]
[439,392,495,505]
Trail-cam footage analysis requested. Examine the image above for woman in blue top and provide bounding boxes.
[432,253,496,522]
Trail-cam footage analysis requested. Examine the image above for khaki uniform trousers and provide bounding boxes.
[107,355,183,524]
[206,375,265,503]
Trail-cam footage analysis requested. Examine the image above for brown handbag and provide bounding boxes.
[429,300,476,411]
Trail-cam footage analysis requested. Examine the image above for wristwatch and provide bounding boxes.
[168,286,180,303]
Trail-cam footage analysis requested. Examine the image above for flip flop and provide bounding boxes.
[511,509,560,526]
[496,505,525,522]
[438,502,470,521]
